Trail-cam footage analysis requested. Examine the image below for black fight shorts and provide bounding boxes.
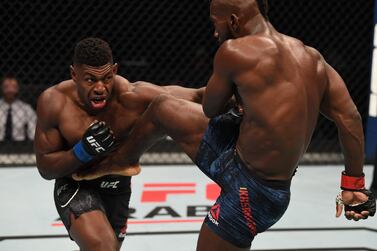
[54,175,131,241]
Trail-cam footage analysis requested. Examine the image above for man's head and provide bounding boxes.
[210,0,268,43]
[70,37,118,112]
[1,75,19,104]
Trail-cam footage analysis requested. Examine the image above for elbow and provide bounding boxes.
[344,109,362,124]
[38,169,55,180]
[335,109,362,132]
[36,164,56,180]
[38,170,55,180]
[352,110,362,122]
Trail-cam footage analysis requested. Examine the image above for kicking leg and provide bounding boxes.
[147,94,209,161]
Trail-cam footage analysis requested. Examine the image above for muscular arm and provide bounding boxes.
[320,63,364,177]
[202,42,236,118]
[34,89,82,180]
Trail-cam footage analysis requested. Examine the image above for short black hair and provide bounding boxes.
[256,0,269,20]
[73,37,113,67]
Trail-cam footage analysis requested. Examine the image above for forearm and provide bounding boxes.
[337,113,364,176]
[36,150,83,180]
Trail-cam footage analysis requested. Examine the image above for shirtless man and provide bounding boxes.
[34,37,203,251]
[73,1,376,250]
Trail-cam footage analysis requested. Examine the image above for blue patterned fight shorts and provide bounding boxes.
[195,111,291,248]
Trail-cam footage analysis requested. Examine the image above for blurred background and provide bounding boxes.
[0,0,375,166]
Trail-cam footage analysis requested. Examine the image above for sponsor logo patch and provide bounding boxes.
[86,136,105,153]
[207,204,220,226]
[100,181,120,189]
[239,187,257,236]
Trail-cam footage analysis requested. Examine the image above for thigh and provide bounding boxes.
[100,190,132,241]
[197,153,291,249]
[195,110,241,176]
[69,210,119,251]
[197,223,250,251]
[54,178,119,251]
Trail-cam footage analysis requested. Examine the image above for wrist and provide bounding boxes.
[341,171,365,191]
[73,140,93,163]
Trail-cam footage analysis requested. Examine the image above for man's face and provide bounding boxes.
[71,63,118,112]
[2,78,19,102]
[210,1,233,44]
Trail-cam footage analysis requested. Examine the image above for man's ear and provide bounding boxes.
[70,65,77,82]
[229,14,240,33]
[112,63,119,75]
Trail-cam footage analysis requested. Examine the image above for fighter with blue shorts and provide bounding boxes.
[74,0,375,250]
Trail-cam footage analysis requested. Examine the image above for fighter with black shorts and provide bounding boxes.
[74,1,376,250]
[34,37,204,251]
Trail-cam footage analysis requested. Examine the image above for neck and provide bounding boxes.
[238,14,271,37]
[4,97,15,104]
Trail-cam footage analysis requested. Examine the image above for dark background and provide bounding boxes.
[0,0,375,162]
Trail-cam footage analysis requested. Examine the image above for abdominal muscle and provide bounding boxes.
[235,117,309,181]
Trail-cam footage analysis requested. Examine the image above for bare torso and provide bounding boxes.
[52,78,145,151]
[35,76,162,179]
[234,31,328,180]
[35,74,203,180]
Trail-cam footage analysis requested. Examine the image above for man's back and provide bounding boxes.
[228,31,329,179]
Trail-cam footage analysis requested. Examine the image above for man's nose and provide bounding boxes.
[93,82,105,94]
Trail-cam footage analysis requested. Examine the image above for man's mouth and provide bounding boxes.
[90,96,107,109]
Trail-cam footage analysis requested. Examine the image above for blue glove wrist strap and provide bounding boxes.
[73,140,93,163]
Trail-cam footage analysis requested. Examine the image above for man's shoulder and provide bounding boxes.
[113,76,149,101]
[113,75,131,93]
[37,82,70,117]
[221,36,277,55]
[39,85,67,103]
[215,36,278,70]
[120,80,163,99]
[40,80,74,98]
[117,80,167,110]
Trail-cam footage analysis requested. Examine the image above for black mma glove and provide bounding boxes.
[73,121,116,163]
[339,172,376,217]
[344,189,376,217]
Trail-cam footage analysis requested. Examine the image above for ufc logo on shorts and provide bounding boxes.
[57,184,68,196]
[101,181,120,189]
[86,136,105,152]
